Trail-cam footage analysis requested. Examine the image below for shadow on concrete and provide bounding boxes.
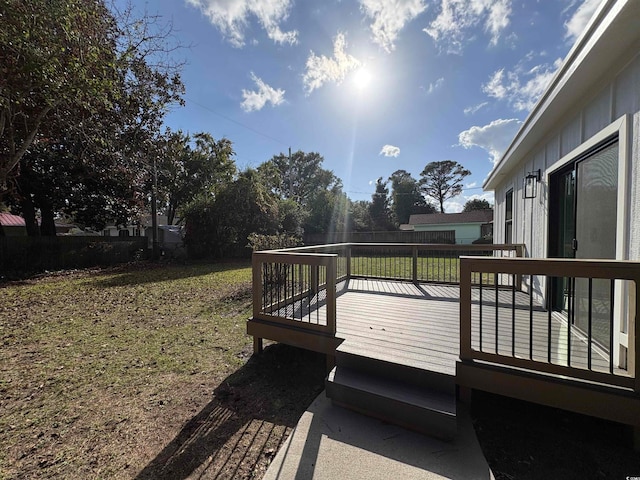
[135,344,326,480]
[265,393,493,480]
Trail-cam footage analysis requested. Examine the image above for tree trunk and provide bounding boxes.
[21,192,40,236]
[38,197,57,236]
[167,203,175,225]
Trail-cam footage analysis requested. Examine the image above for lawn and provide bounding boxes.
[0,262,326,479]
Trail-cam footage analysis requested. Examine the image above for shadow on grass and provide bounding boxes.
[135,344,326,480]
[89,260,251,288]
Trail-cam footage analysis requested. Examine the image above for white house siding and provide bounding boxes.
[493,51,640,263]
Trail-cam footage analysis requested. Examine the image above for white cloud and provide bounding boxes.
[564,0,601,43]
[380,144,401,157]
[427,77,444,94]
[465,192,494,203]
[186,0,297,47]
[444,200,464,213]
[424,0,512,54]
[444,191,494,213]
[444,191,495,214]
[458,118,522,164]
[465,181,478,188]
[482,56,562,112]
[303,33,361,95]
[359,0,427,52]
[464,102,488,115]
[241,72,285,112]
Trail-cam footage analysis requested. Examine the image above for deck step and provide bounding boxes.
[326,366,457,440]
[335,343,456,394]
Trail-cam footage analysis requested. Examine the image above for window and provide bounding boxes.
[118,229,130,237]
[505,189,513,244]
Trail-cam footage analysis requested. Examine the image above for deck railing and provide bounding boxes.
[252,243,524,334]
[459,257,640,392]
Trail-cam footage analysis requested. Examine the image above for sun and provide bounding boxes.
[352,67,372,91]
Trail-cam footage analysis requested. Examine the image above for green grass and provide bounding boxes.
[0,261,256,478]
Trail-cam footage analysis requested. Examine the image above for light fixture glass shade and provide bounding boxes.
[523,170,540,199]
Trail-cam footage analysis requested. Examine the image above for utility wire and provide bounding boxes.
[185,96,289,147]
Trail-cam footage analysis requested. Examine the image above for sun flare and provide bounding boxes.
[352,67,372,90]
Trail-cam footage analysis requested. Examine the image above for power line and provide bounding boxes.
[185,96,289,147]
[344,186,486,196]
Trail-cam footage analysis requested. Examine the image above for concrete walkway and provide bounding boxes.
[264,392,494,480]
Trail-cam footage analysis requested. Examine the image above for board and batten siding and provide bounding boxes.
[493,51,640,263]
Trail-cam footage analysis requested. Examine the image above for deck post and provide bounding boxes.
[253,336,263,354]
[459,256,473,361]
[326,256,337,335]
[514,244,524,290]
[252,253,262,319]
[346,244,352,280]
[412,245,418,284]
[251,253,265,355]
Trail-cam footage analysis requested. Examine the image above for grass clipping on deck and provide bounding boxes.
[0,262,326,479]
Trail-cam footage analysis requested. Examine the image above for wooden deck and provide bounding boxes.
[312,279,617,378]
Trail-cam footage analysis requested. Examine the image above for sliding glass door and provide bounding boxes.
[549,138,618,348]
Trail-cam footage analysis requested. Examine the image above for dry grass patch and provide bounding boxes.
[0,262,326,479]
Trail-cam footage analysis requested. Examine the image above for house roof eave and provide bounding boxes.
[484,0,638,191]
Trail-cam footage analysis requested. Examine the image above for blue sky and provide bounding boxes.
[125,0,601,211]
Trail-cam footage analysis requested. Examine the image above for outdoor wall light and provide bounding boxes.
[523,169,541,199]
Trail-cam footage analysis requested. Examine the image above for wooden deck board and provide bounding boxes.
[264,279,625,379]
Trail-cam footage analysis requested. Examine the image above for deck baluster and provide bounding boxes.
[610,280,615,375]
[495,273,499,354]
[511,274,516,357]
[529,274,534,360]
[588,278,593,371]
[547,276,552,364]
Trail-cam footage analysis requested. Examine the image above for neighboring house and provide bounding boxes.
[0,213,27,236]
[406,210,493,244]
[102,215,170,239]
[484,0,639,371]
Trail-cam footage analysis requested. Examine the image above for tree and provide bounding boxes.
[463,198,492,212]
[155,130,235,225]
[0,0,120,189]
[183,168,280,258]
[368,177,394,231]
[260,150,345,235]
[1,1,185,234]
[350,200,372,232]
[388,169,431,225]
[305,187,351,235]
[419,160,471,213]
[265,150,340,206]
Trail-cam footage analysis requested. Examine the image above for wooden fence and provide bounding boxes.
[303,230,455,245]
[0,236,148,275]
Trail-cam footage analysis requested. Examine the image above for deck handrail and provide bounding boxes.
[251,242,524,339]
[459,256,640,393]
[252,250,338,335]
